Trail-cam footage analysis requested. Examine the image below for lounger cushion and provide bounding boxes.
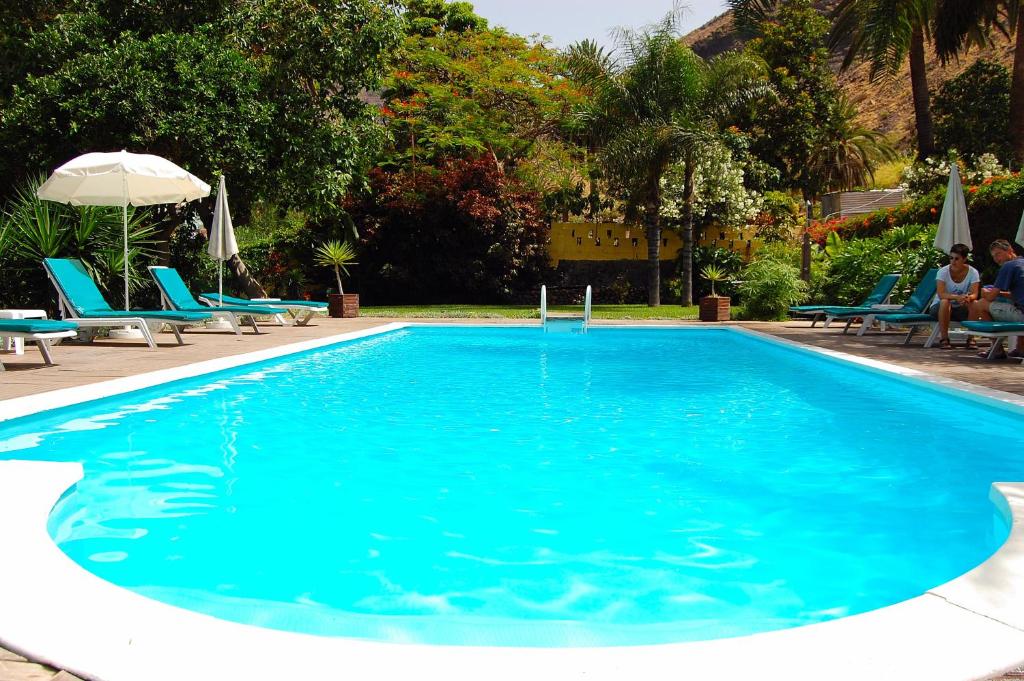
[0,319,78,333]
[80,309,212,322]
[870,313,933,323]
[190,304,287,315]
[202,293,328,309]
[962,321,1024,334]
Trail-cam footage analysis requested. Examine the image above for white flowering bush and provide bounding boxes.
[660,142,762,228]
[900,151,1008,198]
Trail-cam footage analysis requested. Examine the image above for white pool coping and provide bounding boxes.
[3,322,1024,680]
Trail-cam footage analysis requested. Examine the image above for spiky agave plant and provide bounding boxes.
[701,264,729,297]
[314,240,358,295]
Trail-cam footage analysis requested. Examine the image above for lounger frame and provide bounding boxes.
[0,329,78,371]
[198,295,325,327]
[148,268,251,335]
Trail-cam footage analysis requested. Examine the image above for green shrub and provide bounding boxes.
[819,224,942,305]
[738,257,807,320]
[934,60,1012,163]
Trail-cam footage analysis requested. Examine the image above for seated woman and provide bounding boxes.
[931,243,980,348]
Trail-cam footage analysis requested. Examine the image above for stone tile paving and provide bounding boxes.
[0,647,82,681]
[4,316,1024,679]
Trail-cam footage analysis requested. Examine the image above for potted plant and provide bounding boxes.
[314,240,359,318]
[699,264,730,322]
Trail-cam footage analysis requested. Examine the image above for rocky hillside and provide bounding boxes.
[682,3,1016,151]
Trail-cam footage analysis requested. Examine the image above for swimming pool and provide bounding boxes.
[0,325,1021,649]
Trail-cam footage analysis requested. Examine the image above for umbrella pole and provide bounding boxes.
[123,181,130,311]
[219,260,224,307]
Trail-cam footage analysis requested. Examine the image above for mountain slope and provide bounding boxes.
[682,4,1016,150]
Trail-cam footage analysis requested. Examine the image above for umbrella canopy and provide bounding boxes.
[933,164,972,254]
[37,151,211,310]
[208,176,239,307]
[1015,206,1024,250]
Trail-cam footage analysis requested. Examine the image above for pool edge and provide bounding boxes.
[2,460,1024,680]
[0,322,409,423]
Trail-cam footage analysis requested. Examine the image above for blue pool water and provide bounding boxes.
[0,326,1020,646]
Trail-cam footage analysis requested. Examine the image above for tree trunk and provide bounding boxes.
[909,26,935,160]
[680,151,696,307]
[1010,12,1024,166]
[645,188,662,308]
[226,253,268,298]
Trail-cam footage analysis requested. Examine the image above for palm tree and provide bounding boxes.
[561,39,617,219]
[570,12,770,305]
[807,96,900,192]
[829,0,937,160]
[932,1,1024,163]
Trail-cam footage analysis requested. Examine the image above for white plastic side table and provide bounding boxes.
[0,309,48,355]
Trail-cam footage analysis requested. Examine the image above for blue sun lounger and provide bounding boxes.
[149,267,287,335]
[789,273,901,328]
[199,292,328,326]
[961,321,1024,360]
[43,258,212,349]
[817,268,939,337]
[0,318,78,371]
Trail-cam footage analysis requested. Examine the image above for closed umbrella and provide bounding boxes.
[37,150,211,310]
[207,175,238,308]
[933,164,972,254]
[1015,206,1024,250]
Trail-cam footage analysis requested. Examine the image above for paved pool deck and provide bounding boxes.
[3,316,1024,680]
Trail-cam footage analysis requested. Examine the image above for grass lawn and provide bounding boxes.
[362,304,702,320]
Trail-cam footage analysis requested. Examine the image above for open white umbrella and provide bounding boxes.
[37,150,211,310]
[933,164,972,254]
[207,175,238,308]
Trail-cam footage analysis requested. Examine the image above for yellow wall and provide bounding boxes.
[549,223,682,266]
[550,222,766,266]
[695,225,763,261]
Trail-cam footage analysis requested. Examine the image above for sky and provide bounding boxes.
[464,0,730,50]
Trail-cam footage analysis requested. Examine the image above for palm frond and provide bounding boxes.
[728,0,782,38]
[933,0,1004,63]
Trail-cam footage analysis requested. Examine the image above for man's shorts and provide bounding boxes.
[989,301,1024,322]
[928,301,969,321]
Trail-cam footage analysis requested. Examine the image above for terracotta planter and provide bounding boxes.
[328,293,360,318]
[699,295,730,322]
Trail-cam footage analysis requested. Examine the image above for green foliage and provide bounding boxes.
[754,190,801,242]
[819,223,941,306]
[0,0,404,226]
[807,95,898,192]
[2,174,157,309]
[738,256,807,320]
[403,0,486,35]
[808,173,1024,282]
[934,60,1012,163]
[741,0,885,198]
[383,13,580,170]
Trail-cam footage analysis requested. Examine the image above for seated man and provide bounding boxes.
[970,239,1024,357]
